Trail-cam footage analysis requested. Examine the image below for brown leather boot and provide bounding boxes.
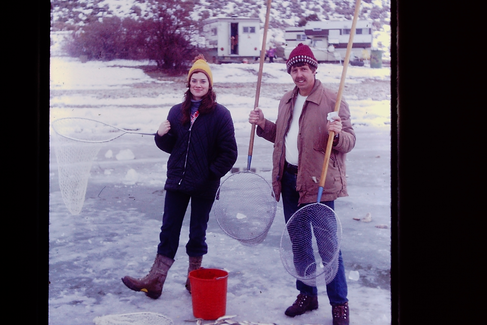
[121,254,174,299]
[284,293,319,317]
[332,302,349,325]
[185,255,203,293]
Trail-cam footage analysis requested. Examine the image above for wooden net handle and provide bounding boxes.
[247,0,272,170]
[317,0,362,201]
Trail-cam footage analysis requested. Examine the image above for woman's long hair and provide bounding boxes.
[181,84,217,125]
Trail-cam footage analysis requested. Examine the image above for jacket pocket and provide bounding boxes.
[310,148,341,192]
[328,152,344,193]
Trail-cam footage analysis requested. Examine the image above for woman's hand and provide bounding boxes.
[157,120,171,136]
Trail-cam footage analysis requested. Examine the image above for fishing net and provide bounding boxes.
[51,123,104,215]
[93,312,173,325]
[51,117,155,215]
[280,203,342,286]
[213,171,277,246]
[51,117,118,215]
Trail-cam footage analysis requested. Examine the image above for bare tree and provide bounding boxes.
[142,0,199,72]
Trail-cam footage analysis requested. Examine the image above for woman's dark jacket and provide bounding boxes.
[155,103,238,199]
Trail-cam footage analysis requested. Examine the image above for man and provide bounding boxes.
[249,43,355,325]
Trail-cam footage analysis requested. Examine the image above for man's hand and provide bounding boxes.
[249,108,266,130]
[327,116,342,135]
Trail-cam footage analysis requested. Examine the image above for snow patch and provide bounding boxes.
[116,149,135,161]
[123,169,138,185]
[349,270,360,281]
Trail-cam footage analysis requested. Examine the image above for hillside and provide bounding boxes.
[51,0,391,50]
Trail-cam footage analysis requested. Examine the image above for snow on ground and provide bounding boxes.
[49,56,391,325]
[50,57,390,130]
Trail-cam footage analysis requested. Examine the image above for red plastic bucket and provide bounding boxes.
[189,268,228,320]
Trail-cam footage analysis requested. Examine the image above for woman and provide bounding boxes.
[122,55,238,299]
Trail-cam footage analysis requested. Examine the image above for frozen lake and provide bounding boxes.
[49,57,391,325]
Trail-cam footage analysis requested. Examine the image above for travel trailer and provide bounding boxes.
[284,20,373,62]
[202,16,261,63]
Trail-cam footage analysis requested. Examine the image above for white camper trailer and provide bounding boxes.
[284,20,373,63]
[202,16,261,63]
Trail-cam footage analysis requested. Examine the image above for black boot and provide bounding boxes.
[284,293,319,317]
[332,302,349,325]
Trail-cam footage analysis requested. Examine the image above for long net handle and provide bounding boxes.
[53,117,156,137]
[247,0,272,170]
[317,0,361,202]
[122,130,156,136]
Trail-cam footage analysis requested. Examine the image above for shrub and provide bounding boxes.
[65,16,124,60]
[63,0,199,73]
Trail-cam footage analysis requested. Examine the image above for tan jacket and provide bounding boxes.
[257,79,355,204]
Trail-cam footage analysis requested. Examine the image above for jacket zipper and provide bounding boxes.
[178,119,196,186]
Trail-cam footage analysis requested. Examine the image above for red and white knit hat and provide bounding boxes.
[286,43,319,73]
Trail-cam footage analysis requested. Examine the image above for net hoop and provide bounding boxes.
[51,117,154,143]
[279,203,342,285]
[93,312,173,325]
[213,171,277,246]
[52,117,125,143]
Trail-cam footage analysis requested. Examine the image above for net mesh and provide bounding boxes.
[51,118,109,215]
[213,171,277,246]
[280,203,342,286]
[93,312,173,325]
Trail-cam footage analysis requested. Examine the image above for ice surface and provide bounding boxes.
[49,56,391,325]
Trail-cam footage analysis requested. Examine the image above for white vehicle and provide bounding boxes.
[202,16,261,63]
[284,20,373,63]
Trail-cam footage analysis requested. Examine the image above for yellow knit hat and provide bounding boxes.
[188,54,213,87]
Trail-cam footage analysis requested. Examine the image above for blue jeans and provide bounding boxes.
[281,169,348,305]
[157,190,214,259]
